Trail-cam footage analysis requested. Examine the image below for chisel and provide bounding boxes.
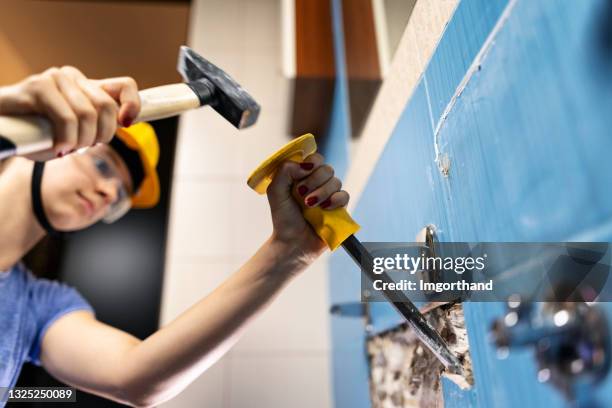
[247,134,464,374]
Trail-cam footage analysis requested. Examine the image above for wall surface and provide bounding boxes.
[0,0,189,87]
[160,1,332,407]
[329,0,612,406]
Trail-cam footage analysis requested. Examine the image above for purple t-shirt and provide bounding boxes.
[0,263,92,404]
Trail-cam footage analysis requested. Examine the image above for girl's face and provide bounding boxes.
[41,144,133,231]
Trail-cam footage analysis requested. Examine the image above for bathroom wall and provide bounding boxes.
[328,0,612,406]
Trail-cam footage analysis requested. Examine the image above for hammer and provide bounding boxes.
[0,46,260,159]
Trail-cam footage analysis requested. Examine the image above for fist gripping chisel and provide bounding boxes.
[247,133,464,375]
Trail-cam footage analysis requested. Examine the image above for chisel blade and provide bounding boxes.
[341,235,464,374]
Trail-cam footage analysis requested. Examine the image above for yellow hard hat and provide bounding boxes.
[114,122,160,208]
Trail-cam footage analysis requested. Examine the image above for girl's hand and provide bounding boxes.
[266,153,349,267]
[0,66,140,157]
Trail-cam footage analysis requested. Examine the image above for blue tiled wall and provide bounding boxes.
[328,0,612,406]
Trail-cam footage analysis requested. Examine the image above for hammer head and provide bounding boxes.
[178,46,260,129]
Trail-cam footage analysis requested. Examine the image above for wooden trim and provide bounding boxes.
[295,0,335,77]
[290,77,335,137]
[290,0,336,137]
[341,0,382,136]
[342,0,381,80]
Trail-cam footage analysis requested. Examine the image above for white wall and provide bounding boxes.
[160,1,332,407]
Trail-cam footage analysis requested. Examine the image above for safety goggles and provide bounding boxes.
[78,149,132,223]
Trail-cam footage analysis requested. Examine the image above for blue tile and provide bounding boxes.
[330,0,612,405]
[426,0,509,124]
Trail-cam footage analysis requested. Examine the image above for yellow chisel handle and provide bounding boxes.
[247,133,360,250]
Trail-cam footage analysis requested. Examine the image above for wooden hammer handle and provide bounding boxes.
[0,83,199,160]
[136,83,200,122]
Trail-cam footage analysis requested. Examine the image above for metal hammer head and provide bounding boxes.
[177,46,260,129]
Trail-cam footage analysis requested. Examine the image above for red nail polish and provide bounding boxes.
[122,117,133,128]
[306,196,318,206]
[300,162,314,170]
[298,185,308,196]
[320,198,332,209]
[57,150,64,158]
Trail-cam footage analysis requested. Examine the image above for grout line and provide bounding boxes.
[432,0,519,171]
[423,74,436,136]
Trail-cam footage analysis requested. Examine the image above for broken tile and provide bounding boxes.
[367,303,473,408]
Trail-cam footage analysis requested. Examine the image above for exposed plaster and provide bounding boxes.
[368,303,473,408]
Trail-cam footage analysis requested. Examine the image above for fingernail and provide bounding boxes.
[122,117,133,127]
[320,198,332,209]
[57,151,63,158]
[298,185,308,196]
[306,196,318,207]
[300,162,314,170]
